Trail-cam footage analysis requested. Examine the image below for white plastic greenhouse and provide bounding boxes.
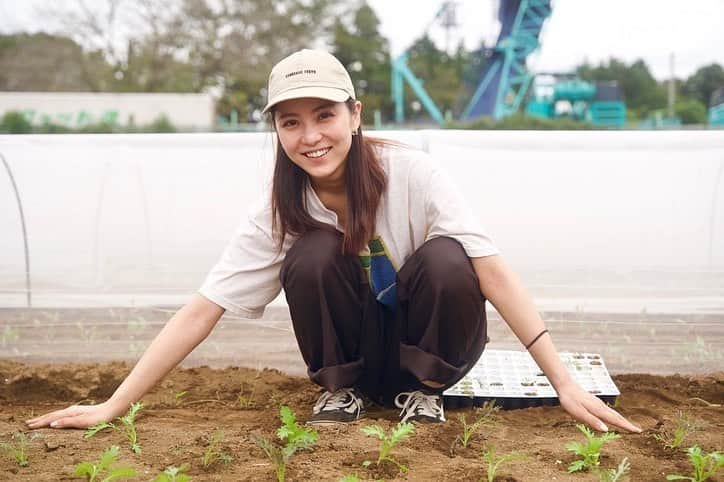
[1,130,723,374]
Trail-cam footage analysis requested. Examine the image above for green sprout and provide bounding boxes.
[254,406,319,482]
[338,475,361,482]
[452,401,498,453]
[201,429,233,469]
[237,383,258,409]
[479,446,524,482]
[153,463,191,482]
[598,457,631,482]
[653,412,700,450]
[0,431,39,467]
[361,422,415,474]
[666,446,723,482]
[73,445,136,481]
[566,424,620,473]
[173,390,188,407]
[84,402,145,454]
[1,325,20,347]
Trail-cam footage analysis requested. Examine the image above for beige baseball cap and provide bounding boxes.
[262,49,355,114]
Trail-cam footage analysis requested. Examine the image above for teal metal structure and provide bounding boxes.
[392,52,445,124]
[391,2,454,124]
[526,77,627,128]
[392,1,552,124]
[462,0,552,120]
[709,87,724,127]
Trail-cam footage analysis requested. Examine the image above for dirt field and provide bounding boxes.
[1,307,723,480]
[1,361,722,481]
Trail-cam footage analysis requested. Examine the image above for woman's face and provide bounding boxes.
[274,97,361,188]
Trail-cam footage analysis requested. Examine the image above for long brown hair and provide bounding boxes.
[270,99,389,255]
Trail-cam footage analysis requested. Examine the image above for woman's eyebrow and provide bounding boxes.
[277,102,336,120]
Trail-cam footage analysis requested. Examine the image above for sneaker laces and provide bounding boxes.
[394,390,446,423]
[313,388,363,417]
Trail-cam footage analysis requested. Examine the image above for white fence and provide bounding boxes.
[0,92,215,129]
[1,130,723,314]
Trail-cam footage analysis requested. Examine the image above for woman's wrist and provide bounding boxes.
[104,394,132,413]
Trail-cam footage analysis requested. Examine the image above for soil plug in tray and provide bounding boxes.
[443,350,620,409]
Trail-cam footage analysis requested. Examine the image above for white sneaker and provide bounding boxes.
[395,390,446,423]
[308,388,366,425]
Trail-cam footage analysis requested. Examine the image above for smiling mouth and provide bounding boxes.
[303,147,332,159]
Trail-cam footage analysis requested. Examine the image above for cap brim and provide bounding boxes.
[262,86,351,114]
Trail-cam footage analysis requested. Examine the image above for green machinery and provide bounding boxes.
[526,75,627,127]
[709,87,724,127]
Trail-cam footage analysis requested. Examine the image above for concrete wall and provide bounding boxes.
[0,92,215,129]
[1,130,723,314]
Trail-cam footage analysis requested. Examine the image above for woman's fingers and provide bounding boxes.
[564,399,610,432]
[25,406,83,429]
[560,386,642,433]
[585,397,641,433]
[49,413,97,429]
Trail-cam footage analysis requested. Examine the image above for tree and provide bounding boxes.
[174,0,339,118]
[33,0,339,113]
[577,58,667,119]
[0,33,110,91]
[681,64,724,106]
[405,34,467,121]
[675,98,707,124]
[332,1,391,124]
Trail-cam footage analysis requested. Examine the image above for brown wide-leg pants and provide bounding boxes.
[280,230,488,407]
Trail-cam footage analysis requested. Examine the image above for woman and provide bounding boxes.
[26,49,640,432]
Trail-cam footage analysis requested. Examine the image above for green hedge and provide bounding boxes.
[0,111,177,134]
[445,113,595,130]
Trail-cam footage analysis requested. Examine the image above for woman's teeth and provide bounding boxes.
[304,147,331,158]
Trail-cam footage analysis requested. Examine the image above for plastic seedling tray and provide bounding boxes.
[443,350,620,409]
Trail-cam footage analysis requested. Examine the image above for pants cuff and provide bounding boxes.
[399,344,468,390]
[308,358,365,393]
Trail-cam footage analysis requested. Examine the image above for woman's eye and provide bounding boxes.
[319,111,334,120]
[282,120,297,128]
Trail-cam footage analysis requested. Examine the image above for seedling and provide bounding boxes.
[666,446,723,482]
[237,382,258,409]
[566,424,620,473]
[173,390,188,406]
[84,402,145,453]
[1,325,20,347]
[154,463,191,482]
[361,422,414,473]
[201,429,233,469]
[0,431,39,467]
[452,401,499,453]
[338,475,361,482]
[598,457,631,482]
[653,412,700,450]
[74,445,137,481]
[254,406,319,482]
[480,446,524,482]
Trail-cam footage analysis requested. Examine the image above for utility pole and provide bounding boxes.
[439,1,459,54]
[668,52,676,118]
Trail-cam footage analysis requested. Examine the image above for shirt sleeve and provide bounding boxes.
[198,200,286,319]
[421,156,500,258]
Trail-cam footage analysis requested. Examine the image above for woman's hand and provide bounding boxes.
[556,379,641,433]
[25,400,127,430]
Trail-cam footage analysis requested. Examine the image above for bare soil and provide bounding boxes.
[1,361,722,481]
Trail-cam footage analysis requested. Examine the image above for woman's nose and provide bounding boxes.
[301,127,322,145]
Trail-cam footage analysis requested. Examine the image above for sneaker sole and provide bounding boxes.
[306,412,366,426]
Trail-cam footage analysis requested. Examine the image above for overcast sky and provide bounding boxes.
[2,0,723,81]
